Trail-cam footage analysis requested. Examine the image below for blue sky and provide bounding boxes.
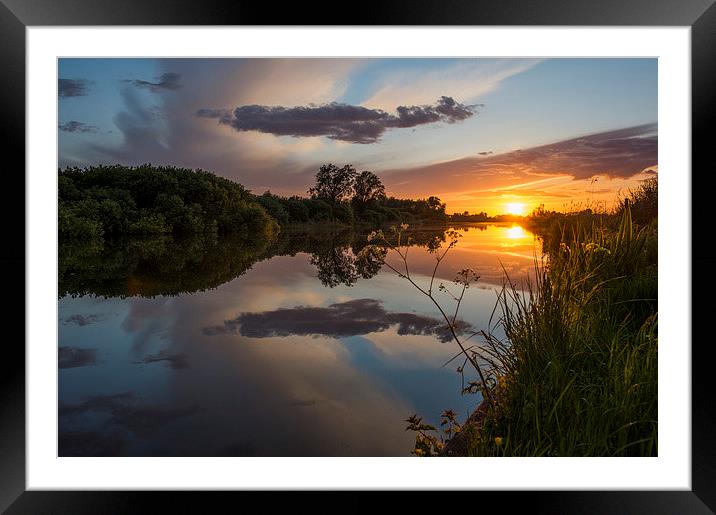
[58,58,657,213]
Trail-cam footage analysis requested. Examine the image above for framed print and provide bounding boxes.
[2,0,714,512]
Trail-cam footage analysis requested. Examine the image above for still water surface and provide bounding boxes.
[58,223,538,456]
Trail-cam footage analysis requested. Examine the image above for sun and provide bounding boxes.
[504,202,527,216]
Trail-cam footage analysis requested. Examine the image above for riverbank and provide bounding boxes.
[441,198,658,456]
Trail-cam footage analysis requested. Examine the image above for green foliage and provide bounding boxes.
[58,164,278,240]
[352,170,386,214]
[256,186,446,229]
[471,205,658,456]
[256,191,290,226]
[308,163,357,223]
[616,176,658,227]
[382,196,447,224]
[406,411,463,457]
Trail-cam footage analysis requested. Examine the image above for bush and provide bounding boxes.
[58,164,277,239]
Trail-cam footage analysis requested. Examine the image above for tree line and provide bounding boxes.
[255,163,447,227]
[59,163,449,240]
[59,164,278,239]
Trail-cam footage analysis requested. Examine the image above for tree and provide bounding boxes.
[426,196,445,213]
[351,170,386,214]
[58,165,277,239]
[308,164,356,222]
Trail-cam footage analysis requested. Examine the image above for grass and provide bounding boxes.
[366,179,659,456]
[468,202,658,456]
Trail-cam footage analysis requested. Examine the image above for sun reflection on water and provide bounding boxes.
[505,225,527,239]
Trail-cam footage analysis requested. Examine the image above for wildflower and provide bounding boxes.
[495,437,503,446]
[455,268,480,286]
[583,242,598,252]
[559,242,570,252]
[400,223,409,230]
[367,229,385,243]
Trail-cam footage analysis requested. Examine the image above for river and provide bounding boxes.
[58,223,539,456]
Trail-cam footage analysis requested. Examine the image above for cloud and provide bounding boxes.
[62,313,105,326]
[132,349,190,370]
[59,121,99,133]
[203,298,472,343]
[58,78,92,98]
[59,392,199,436]
[362,59,541,109]
[198,96,479,144]
[58,346,97,369]
[124,72,182,93]
[476,187,573,199]
[484,124,658,180]
[382,123,658,197]
[88,87,170,164]
[120,298,171,354]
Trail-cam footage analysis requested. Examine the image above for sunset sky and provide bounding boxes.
[58,58,657,215]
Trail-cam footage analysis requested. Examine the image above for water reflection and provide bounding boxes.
[59,224,536,298]
[58,223,538,456]
[202,298,472,342]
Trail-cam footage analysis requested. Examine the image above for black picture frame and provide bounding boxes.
[2,1,714,512]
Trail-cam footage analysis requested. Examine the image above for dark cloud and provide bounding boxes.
[59,121,99,133]
[197,96,479,144]
[132,349,190,370]
[62,313,105,326]
[58,78,92,98]
[478,151,493,156]
[124,72,182,93]
[488,124,658,179]
[58,346,97,369]
[59,392,199,436]
[203,298,471,343]
[383,123,658,195]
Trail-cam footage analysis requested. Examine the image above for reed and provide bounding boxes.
[471,204,658,456]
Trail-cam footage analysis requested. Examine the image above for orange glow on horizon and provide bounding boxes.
[503,202,527,215]
[406,170,656,216]
[504,202,527,215]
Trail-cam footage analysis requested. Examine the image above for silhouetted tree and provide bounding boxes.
[426,196,446,213]
[308,163,356,222]
[351,170,386,214]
